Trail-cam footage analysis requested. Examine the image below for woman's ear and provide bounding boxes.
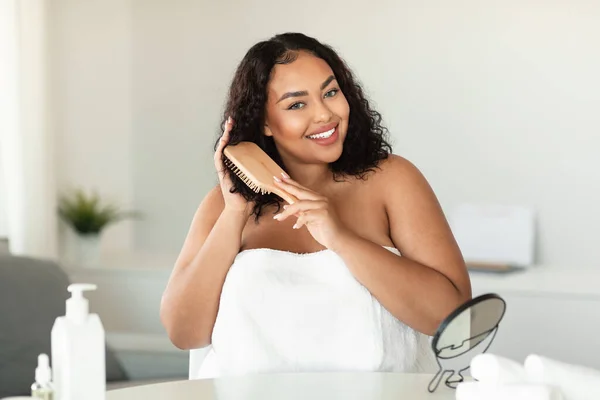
[264,124,274,137]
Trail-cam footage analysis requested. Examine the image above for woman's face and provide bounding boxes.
[264,51,350,166]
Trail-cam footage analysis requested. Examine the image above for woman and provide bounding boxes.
[160,32,471,379]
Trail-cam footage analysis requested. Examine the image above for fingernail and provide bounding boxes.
[292,223,299,229]
[227,116,231,124]
[283,205,288,210]
[273,214,280,220]
[273,176,282,183]
[281,172,290,179]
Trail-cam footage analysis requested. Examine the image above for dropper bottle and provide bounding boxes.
[31,353,54,400]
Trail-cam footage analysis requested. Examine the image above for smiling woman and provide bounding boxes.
[216,33,392,219]
[160,32,471,379]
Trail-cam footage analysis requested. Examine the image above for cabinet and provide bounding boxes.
[470,268,600,369]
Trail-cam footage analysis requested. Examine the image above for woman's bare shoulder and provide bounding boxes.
[377,153,420,175]
[362,154,426,190]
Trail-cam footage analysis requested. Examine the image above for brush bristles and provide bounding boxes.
[224,157,269,195]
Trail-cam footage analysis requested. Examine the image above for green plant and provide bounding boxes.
[58,188,141,235]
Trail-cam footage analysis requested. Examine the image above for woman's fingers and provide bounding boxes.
[215,116,232,175]
[293,214,307,230]
[273,200,327,221]
[291,209,326,229]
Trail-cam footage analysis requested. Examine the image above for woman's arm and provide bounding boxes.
[332,156,471,335]
[160,186,248,349]
[273,156,471,336]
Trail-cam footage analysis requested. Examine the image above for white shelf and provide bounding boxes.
[469,266,600,299]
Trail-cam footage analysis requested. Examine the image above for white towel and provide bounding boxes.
[192,247,437,379]
[456,381,564,400]
[470,353,528,385]
[525,354,600,400]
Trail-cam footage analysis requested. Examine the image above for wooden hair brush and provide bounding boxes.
[223,141,298,204]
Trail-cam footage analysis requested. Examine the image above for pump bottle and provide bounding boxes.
[51,283,106,400]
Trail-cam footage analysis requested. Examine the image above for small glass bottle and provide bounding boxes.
[31,354,54,400]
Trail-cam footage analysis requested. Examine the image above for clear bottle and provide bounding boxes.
[31,353,54,400]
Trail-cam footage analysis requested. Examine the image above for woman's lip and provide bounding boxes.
[307,122,339,137]
[307,126,339,146]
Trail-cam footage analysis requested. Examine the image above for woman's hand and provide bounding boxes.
[272,174,351,251]
[214,117,252,217]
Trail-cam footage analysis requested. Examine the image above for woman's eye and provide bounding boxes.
[324,89,339,98]
[288,102,305,110]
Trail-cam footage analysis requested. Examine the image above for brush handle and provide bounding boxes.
[273,188,298,205]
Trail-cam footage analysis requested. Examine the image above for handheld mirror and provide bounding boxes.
[428,293,507,392]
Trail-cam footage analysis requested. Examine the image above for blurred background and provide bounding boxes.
[1,0,599,394]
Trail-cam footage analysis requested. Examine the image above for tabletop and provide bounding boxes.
[107,372,456,400]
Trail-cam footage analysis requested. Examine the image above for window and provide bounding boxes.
[0,154,7,239]
[0,158,7,239]
[0,0,17,241]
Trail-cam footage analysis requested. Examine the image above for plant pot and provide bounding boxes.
[72,232,101,268]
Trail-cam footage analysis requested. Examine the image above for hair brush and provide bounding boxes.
[223,141,298,205]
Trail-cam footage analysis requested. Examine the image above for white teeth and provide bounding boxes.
[307,127,335,140]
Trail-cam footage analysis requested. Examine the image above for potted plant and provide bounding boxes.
[58,188,140,267]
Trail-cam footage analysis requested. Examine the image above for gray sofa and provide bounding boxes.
[0,254,129,397]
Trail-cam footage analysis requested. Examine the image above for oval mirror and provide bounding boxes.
[428,293,507,392]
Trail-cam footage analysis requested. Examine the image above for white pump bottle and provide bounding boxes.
[51,283,106,400]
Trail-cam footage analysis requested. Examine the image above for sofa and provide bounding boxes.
[0,253,131,397]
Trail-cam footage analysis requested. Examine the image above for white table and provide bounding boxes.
[107,372,456,400]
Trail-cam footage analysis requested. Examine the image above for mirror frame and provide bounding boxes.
[428,292,507,393]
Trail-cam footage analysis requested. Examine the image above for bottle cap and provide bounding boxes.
[66,283,97,323]
[35,353,51,385]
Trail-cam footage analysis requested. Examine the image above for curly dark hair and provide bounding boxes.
[216,32,392,219]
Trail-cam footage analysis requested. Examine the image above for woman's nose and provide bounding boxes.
[313,99,333,124]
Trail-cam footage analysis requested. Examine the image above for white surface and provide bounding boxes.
[449,204,535,266]
[524,354,600,400]
[455,382,562,400]
[48,0,600,267]
[107,373,455,400]
[470,354,528,385]
[194,247,435,379]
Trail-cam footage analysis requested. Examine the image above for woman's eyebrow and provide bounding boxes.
[277,90,308,103]
[320,75,336,90]
[276,75,337,103]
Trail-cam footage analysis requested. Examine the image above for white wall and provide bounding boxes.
[51,0,600,267]
[131,0,600,266]
[49,0,134,255]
